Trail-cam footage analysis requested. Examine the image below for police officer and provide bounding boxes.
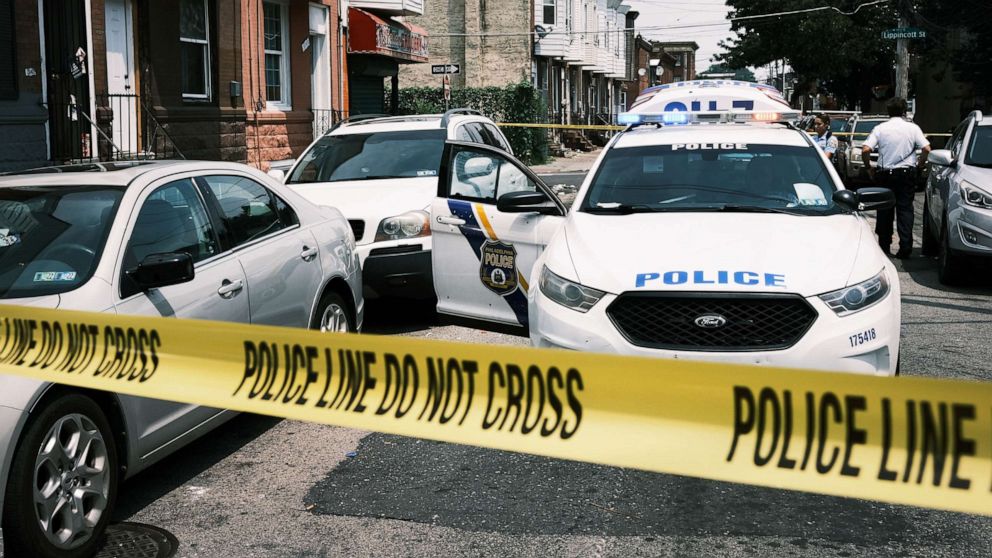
[812,113,838,160]
[862,98,931,258]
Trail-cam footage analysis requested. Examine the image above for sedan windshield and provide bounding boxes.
[0,186,124,299]
[966,126,992,167]
[581,143,842,215]
[287,129,447,183]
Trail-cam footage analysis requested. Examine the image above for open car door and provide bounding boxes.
[430,141,566,328]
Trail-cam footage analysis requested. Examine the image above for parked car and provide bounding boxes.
[839,115,887,186]
[0,160,362,557]
[922,110,992,284]
[274,109,514,300]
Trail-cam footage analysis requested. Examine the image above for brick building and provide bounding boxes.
[0,0,352,171]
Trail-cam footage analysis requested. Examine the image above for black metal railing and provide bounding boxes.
[311,108,349,137]
[45,93,183,164]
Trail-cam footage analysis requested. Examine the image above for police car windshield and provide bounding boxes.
[582,143,841,215]
[0,185,124,298]
[287,129,446,184]
[965,126,992,167]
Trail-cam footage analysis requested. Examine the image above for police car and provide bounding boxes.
[430,81,902,376]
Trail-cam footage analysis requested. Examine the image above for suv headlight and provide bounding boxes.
[851,150,862,162]
[818,270,889,317]
[374,210,431,241]
[960,181,992,209]
[539,265,605,313]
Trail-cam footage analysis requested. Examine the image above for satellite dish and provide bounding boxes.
[534,25,551,39]
[655,66,664,76]
[637,68,647,77]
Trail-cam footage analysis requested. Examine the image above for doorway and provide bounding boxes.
[104,0,138,156]
[43,0,92,162]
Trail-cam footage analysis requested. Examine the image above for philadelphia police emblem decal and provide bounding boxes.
[480,240,518,295]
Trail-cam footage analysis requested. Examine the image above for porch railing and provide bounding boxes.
[312,108,349,138]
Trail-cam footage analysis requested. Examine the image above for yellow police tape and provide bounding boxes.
[498,123,952,137]
[1,304,990,516]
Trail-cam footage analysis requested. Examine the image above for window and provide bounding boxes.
[201,176,293,247]
[180,0,211,99]
[288,129,446,183]
[543,0,555,25]
[264,1,291,109]
[482,124,512,152]
[0,0,16,100]
[449,148,538,202]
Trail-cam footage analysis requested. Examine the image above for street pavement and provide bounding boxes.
[110,186,992,557]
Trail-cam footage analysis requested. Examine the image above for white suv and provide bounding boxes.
[278,109,513,300]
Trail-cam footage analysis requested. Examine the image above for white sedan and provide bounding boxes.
[0,161,361,557]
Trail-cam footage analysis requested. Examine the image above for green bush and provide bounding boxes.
[386,82,549,165]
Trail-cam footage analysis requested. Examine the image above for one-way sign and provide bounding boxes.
[431,64,461,75]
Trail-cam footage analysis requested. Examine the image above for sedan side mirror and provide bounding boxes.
[928,149,954,167]
[497,190,557,214]
[833,188,895,212]
[126,252,195,291]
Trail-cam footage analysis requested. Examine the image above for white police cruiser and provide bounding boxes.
[430,81,902,375]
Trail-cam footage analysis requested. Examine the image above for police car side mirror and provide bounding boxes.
[928,149,954,167]
[267,169,286,182]
[497,190,555,213]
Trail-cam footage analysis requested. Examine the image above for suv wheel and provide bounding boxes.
[921,199,938,256]
[2,394,119,558]
[937,220,967,285]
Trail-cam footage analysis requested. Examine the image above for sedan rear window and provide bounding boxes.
[0,186,124,298]
[287,129,446,184]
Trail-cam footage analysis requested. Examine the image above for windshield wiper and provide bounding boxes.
[330,175,410,182]
[715,204,801,215]
[585,204,656,214]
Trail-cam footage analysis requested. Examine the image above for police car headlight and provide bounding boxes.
[375,211,431,241]
[818,271,889,316]
[960,181,992,209]
[539,265,605,313]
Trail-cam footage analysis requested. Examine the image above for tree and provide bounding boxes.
[717,0,899,109]
[701,63,756,82]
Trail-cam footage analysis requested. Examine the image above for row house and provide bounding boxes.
[0,0,429,172]
[533,0,633,126]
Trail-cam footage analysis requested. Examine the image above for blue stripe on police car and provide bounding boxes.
[635,271,786,288]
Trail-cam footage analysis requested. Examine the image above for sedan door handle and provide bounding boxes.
[436,215,466,226]
[301,246,318,262]
[217,279,244,298]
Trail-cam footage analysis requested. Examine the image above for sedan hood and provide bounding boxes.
[288,178,436,244]
[563,212,869,297]
[0,294,61,309]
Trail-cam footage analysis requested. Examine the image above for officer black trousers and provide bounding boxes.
[874,169,916,252]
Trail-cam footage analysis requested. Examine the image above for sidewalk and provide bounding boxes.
[531,148,602,174]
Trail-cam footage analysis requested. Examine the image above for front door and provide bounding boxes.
[43,0,92,162]
[114,177,247,457]
[104,0,138,155]
[431,141,565,327]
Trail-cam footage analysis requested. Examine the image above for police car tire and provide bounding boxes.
[2,394,119,558]
[921,200,938,256]
[937,221,966,286]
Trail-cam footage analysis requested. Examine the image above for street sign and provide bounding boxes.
[882,27,927,40]
[431,64,461,75]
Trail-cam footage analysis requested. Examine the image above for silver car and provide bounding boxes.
[923,110,992,284]
[0,161,362,557]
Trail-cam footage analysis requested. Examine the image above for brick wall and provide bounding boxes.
[400,0,532,90]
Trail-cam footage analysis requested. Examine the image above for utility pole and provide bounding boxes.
[895,7,910,99]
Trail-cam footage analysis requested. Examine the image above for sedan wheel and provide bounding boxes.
[2,394,118,558]
[314,292,353,333]
[921,199,937,256]
[938,221,967,286]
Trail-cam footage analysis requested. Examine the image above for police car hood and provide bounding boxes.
[563,212,873,297]
[289,178,436,243]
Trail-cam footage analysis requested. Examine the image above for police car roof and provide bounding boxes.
[613,124,810,149]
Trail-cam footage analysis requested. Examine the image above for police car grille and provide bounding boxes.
[606,293,817,351]
[348,220,366,242]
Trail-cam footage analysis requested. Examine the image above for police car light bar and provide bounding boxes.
[617,110,802,127]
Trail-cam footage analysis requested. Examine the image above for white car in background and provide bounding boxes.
[278,109,513,300]
[429,81,902,376]
[0,161,361,557]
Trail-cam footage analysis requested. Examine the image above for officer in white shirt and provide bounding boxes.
[812,113,839,159]
[862,98,931,258]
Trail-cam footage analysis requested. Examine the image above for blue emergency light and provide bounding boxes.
[617,110,801,127]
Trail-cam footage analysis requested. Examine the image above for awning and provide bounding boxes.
[348,8,429,64]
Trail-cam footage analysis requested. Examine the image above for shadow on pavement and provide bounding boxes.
[306,434,989,551]
[112,413,282,520]
[362,297,440,335]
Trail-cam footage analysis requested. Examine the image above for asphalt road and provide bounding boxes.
[110,190,992,557]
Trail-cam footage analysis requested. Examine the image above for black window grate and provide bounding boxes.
[348,219,365,242]
[606,292,818,352]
